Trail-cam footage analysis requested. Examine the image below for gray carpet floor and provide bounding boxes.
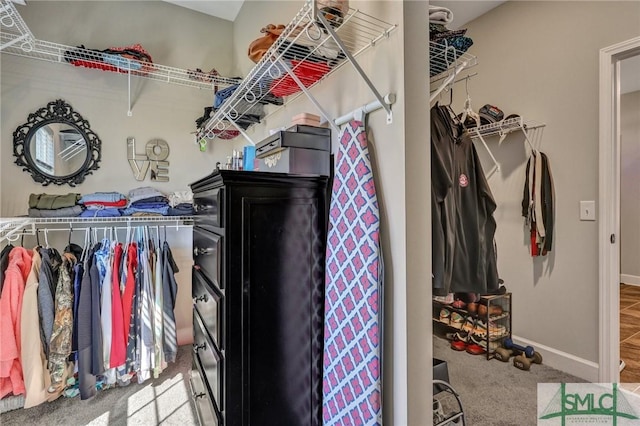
[0,345,197,426]
[433,335,587,426]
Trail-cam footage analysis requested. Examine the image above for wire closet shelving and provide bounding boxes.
[198,0,398,147]
[0,0,238,115]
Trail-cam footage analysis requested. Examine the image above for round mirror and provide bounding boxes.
[13,99,101,186]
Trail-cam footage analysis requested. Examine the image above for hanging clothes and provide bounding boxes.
[71,260,84,363]
[0,244,14,294]
[0,246,32,399]
[522,151,555,256]
[153,238,165,378]
[20,247,52,408]
[323,120,383,426]
[124,242,139,377]
[77,243,98,400]
[38,248,60,359]
[161,241,179,364]
[96,239,115,384]
[138,235,155,383]
[47,253,76,400]
[430,103,500,295]
[89,242,104,377]
[431,105,456,296]
[110,242,126,369]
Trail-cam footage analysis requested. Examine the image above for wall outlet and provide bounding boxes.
[580,200,596,221]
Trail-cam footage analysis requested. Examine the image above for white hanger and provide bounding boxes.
[460,76,480,127]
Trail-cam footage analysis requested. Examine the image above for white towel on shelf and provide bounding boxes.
[429,5,453,24]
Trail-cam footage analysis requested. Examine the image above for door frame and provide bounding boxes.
[598,36,640,383]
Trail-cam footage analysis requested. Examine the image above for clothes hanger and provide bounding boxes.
[460,76,480,128]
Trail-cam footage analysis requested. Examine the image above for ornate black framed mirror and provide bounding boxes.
[13,99,101,186]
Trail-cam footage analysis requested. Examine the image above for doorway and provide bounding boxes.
[598,36,640,383]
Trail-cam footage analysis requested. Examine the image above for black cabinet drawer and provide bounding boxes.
[190,362,220,426]
[194,187,223,229]
[192,267,224,350]
[193,227,223,289]
[194,310,223,410]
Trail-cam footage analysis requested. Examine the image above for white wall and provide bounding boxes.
[450,1,640,373]
[1,1,236,345]
[621,90,640,283]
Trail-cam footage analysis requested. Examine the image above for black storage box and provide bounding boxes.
[255,130,331,176]
[433,358,450,394]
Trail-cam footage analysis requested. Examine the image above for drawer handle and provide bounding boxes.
[193,392,207,399]
[193,342,207,353]
[194,294,209,303]
[194,247,215,256]
[194,204,213,213]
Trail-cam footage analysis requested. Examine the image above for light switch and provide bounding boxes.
[580,201,596,221]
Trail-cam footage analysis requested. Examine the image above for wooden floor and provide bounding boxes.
[620,283,640,383]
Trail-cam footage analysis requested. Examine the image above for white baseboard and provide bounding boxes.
[511,335,599,382]
[621,274,640,286]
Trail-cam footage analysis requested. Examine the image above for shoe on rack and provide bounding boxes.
[461,316,476,334]
[439,308,451,324]
[450,312,464,329]
[477,304,503,317]
[472,319,507,339]
[466,343,486,355]
[452,299,467,309]
[469,334,500,352]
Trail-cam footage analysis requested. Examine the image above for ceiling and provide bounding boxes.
[163,0,245,22]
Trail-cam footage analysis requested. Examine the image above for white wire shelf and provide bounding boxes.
[197,0,397,145]
[429,41,477,84]
[0,216,194,224]
[429,40,477,104]
[0,32,238,91]
[0,0,33,51]
[1,216,194,243]
[465,116,546,139]
[0,0,237,92]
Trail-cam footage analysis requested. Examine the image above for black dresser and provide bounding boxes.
[189,170,329,426]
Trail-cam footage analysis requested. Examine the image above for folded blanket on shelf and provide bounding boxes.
[79,207,122,218]
[168,191,193,207]
[28,205,84,218]
[127,187,166,205]
[167,203,195,216]
[29,193,81,210]
[429,5,453,24]
[121,206,169,216]
[79,192,127,204]
[128,201,169,210]
[130,196,169,206]
[82,199,128,208]
[429,23,467,41]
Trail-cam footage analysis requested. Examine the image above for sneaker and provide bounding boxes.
[439,308,451,324]
[469,334,500,352]
[472,319,507,338]
[461,316,476,334]
[450,312,464,329]
[466,343,486,355]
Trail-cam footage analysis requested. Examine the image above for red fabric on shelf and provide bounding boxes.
[269,60,331,97]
